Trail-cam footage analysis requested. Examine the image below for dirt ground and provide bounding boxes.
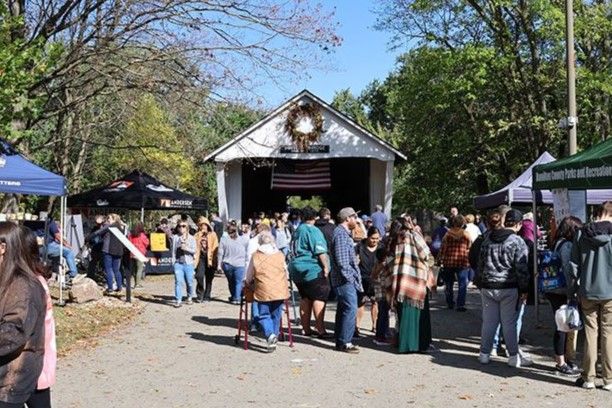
[53,276,610,407]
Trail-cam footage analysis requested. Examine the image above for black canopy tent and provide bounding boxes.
[67,170,207,219]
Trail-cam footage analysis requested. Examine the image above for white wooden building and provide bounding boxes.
[205,90,406,221]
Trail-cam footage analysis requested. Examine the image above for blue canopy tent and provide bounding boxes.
[0,139,67,195]
[0,138,69,303]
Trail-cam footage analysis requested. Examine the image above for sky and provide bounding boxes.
[255,0,401,107]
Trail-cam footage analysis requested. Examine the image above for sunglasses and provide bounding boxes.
[179,225,188,228]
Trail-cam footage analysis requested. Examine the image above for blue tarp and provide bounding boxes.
[0,138,67,196]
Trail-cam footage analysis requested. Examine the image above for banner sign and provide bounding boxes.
[280,145,330,153]
[160,199,193,208]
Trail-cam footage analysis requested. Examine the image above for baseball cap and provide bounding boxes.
[504,209,523,225]
[337,207,357,222]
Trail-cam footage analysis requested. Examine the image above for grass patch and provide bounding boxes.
[54,299,143,357]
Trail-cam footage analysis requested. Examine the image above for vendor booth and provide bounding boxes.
[68,170,208,275]
[68,170,207,217]
[474,151,612,209]
[530,139,612,322]
[533,139,612,191]
[0,138,69,301]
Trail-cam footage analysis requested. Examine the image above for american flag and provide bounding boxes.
[271,160,332,190]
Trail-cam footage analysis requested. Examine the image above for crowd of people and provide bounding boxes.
[3,199,612,407]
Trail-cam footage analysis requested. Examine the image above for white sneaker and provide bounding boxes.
[576,378,596,389]
[490,348,498,357]
[266,334,277,352]
[602,383,612,391]
[507,354,520,367]
[479,353,491,364]
[518,350,533,367]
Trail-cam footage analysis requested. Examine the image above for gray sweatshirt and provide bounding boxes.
[171,234,196,265]
[218,234,249,269]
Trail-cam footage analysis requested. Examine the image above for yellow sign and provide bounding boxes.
[150,232,168,252]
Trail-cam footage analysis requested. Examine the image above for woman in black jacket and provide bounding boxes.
[0,222,46,406]
[95,214,127,294]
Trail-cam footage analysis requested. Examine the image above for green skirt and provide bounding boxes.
[397,293,432,353]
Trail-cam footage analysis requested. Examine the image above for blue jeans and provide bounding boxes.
[334,282,358,347]
[376,299,390,339]
[222,263,245,302]
[251,301,260,326]
[103,253,123,290]
[174,263,195,302]
[257,300,284,338]
[47,241,78,277]
[443,267,470,308]
[493,301,525,350]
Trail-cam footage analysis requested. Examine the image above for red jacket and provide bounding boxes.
[128,232,150,258]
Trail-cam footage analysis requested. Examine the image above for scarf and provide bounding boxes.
[389,230,431,309]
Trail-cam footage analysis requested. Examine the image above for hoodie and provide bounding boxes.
[518,219,541,243]
[477,228,529,292]
[570,221,612,300]
[194,217,219,269]
[439,228,471,268]
[315,218,335,251]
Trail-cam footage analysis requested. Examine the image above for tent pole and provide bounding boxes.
[59,196,66,306]
[532,190,539,326]
[140,206,144,223]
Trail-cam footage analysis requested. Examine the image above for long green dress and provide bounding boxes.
[397,291,432,353]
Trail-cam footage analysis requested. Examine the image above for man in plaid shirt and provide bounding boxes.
[439,215,472,311]
[331,207,362,353]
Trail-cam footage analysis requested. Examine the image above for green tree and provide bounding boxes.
[367,0,611,211]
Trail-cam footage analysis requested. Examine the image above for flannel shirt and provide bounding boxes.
[330,225,362,291]
[439,229,471,268]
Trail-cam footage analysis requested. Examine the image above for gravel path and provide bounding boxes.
[54,276,610,407]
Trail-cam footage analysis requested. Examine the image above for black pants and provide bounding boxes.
[195,262,214,300]
[0,388,50,408]
[87,248,103,281]
[545,292,567,356]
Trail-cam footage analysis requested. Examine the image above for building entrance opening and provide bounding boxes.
[287,195,326,211]
[241,158,370,220]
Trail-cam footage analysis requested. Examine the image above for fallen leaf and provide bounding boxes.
[364,388,377,395]
[459,395,473,400]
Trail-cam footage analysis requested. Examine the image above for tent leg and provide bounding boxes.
[58,196,66,306]
[532,191,539,326]
[140,207,144,223]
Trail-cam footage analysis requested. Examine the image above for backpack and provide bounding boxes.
[537,241,569,293]
[431,227,447,253]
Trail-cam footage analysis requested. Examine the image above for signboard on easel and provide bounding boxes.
[109,227,147,262]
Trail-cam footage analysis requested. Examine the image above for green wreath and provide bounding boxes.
[285,102,324,152]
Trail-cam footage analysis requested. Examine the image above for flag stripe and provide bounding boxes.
[272,160,331,190]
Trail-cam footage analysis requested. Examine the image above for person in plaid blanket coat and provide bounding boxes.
[438,215,472,311]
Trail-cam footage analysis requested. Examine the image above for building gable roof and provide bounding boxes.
[204,89,406,162]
